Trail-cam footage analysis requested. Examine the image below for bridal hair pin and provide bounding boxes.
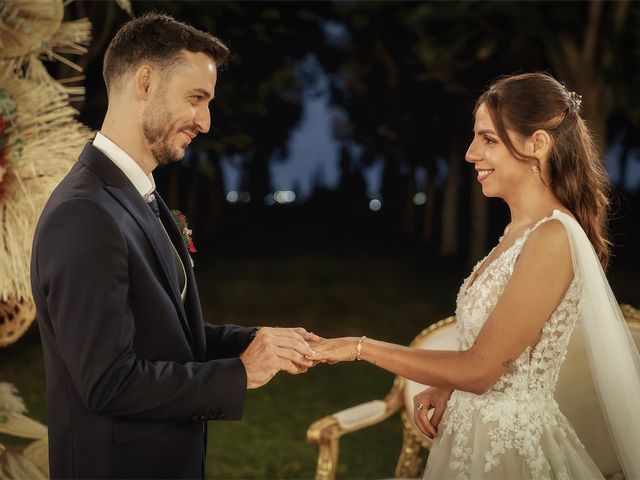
[562,84,582,112]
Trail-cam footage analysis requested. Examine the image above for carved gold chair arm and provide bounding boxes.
[307,376,406,480]
[620,304,640,324]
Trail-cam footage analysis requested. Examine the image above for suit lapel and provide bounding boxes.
[78,145,194,348]
[156,195,206,359]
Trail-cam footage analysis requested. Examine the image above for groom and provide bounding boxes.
[30,13,316,479]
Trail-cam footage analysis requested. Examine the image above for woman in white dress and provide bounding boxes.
[309,73,640,479]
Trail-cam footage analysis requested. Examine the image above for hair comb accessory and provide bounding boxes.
[562,84,582,112]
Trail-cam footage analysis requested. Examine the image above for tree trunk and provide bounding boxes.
[206,155,225,236]
[440,144,461,256]
[617,133,632,191]
[187,167,199,235]
[423,165,436,242]
[548,0,629,154]
[168,166,181,210]
[403,167,417,235]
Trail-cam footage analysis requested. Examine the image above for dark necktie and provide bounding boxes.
[146,193,161,219]
[145,192,187,300]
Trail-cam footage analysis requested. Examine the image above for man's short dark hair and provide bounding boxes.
[102,12,230,93]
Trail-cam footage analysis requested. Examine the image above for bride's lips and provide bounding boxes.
[476,169,494,182]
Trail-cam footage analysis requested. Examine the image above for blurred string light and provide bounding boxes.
[226,191,251,204]
[274,191,296,204]
[413,192,427,205]
[276,191,296,204]
[263,191,297,206]
[226,191,239,203]
[369,198,382,212]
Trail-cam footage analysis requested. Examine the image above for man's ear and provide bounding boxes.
[134,65,154,101]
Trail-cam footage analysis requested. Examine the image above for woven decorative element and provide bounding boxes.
[0,297,35,348]
[0,0,91,99]
[0,1,64,58]
[0,0,93,345]
[0,71,92,304]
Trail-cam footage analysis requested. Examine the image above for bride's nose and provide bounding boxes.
[465,140,481,164]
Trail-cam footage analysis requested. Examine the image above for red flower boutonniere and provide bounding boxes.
[170,210,197,254]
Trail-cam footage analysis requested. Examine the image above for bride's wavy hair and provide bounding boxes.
[476,72,612,269]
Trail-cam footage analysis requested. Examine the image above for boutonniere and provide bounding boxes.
[170,210,197,254]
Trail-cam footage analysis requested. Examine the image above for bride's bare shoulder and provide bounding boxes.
[517,219,573,278]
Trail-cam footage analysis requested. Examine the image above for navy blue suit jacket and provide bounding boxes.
[30,144,253,479]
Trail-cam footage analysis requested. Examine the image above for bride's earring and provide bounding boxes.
[530,165,540,175]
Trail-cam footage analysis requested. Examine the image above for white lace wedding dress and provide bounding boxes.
[424,215,604,480]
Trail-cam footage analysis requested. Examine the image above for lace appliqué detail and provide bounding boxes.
[442,218,584,479]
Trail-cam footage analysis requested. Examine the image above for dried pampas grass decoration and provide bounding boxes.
[0,382,48,478]
[0,70,92,308]
[0,0,91,99]
[0,0,93,345]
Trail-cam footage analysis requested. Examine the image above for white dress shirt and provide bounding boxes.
[93,132,156,198]
[93,132,187,301]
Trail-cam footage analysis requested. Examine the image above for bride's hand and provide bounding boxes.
[413,387,453,439]
[307,336,359,364]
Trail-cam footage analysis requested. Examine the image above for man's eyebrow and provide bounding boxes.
[189,88,214,100]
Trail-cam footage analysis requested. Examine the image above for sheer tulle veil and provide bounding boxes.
[553,209,640,479]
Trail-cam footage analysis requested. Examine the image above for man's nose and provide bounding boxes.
[195,106,211,134]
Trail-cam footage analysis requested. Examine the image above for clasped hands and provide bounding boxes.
[240,327,321,389]
[241,332,451,439]
[240,330,366,388]
[304,335,452,439]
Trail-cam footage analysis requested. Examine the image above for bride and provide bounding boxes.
[309,73,640,479]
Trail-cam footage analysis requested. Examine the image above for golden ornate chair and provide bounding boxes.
[307,304,640,480]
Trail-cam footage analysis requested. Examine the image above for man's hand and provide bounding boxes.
[240,327,318,389]
[413,387,453,439]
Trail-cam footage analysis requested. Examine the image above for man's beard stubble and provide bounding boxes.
[142,97,183,166]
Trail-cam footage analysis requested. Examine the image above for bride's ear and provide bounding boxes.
[527,130,552,160]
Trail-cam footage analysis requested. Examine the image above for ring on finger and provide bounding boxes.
[417,403,425,411]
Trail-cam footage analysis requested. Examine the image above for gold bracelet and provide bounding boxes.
[356,336,367,361]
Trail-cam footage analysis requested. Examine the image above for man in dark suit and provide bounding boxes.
[30,13,317,479]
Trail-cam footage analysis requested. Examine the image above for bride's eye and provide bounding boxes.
[484,136,497,145]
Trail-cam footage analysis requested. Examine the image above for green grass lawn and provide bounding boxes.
[199,252,459,479]
[1,251,637,478]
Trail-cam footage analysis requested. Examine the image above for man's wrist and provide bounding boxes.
[248,327,260,343]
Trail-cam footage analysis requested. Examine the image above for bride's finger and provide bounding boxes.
[275,347,314,367]
[431,403,446,429]
[291,327,322,342]
[304,349,328,360]
[418,413,436,438]
[414,403,436,438]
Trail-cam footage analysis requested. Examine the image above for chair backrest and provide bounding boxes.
[403,317,458,448]
[401,307,640,477]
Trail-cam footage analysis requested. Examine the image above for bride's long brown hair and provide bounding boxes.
[476,72,612,269]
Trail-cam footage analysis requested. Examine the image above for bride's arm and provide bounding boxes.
[311,220,573,395]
